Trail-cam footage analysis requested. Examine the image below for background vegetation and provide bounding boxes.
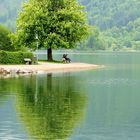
[0,0,24,31]
[0,24,15,51]
[79,0,140,50]
[0,0,140,50]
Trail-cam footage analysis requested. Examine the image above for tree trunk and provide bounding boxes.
[47,48,53,61]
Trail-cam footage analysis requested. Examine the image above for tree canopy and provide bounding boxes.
[12,0,90,60]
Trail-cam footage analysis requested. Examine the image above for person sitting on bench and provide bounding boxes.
[62,54,71,63]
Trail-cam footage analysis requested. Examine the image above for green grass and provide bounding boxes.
[39,60,63,64]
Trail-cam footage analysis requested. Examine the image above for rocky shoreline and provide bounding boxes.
[0,67,38,78]
[0,62,101,78]
[0,67,37,75]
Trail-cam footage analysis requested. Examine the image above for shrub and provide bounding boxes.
[0,51,33,64]
[0,24,15,51]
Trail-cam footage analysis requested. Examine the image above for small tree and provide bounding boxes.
[12,0,90,61]
[0,24,15,51]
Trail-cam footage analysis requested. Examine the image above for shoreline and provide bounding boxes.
[0,62,102,78]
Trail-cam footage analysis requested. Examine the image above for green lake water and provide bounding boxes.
[0,52,140,140]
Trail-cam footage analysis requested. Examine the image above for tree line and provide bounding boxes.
[78,0,140,50]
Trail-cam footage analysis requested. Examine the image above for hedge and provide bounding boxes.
[0,51,34,64]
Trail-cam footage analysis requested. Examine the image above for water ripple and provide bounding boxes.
[89,78,138,86]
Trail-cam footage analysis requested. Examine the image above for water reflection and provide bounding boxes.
[0,80,12,105]
[12,74,86,140]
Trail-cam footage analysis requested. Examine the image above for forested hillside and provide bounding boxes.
[0,0,25,31]
[78,0,140,50]
[80,0,140,30]
[0,0,140,50]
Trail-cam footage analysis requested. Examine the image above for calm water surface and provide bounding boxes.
[0,52,140,140]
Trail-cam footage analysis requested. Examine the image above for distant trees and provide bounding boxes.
[101,17,140,50]
[79,27,106,50]
[0,24,15,51]
[79,0,140,30]
[12,0,90,61]
[0,0,24,31]
[78,0,140,50]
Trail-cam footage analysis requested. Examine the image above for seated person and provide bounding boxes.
[62,54,71,63]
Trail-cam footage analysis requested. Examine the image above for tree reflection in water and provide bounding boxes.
[14,73,86,140]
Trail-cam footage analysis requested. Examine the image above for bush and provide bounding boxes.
[0,24,15,51]
[0,51,33,64]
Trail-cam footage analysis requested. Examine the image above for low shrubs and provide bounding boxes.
[0,51,33,64]
[0,24,15,51]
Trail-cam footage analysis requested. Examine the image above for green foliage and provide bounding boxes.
[0,50,33,64]
[1,0,140,50]
[12,0,90,51]
[0,24,15,51]
[79,0,140,30]
[78,0,140,50]
[87,27,106,50]
[79,27,106,50]
[102,17,140,50]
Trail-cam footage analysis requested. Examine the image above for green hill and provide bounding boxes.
[80,0,140,30]
[0,0,24,31]
[79,0,140,50]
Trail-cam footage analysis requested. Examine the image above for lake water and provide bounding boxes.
[0,52,140,140]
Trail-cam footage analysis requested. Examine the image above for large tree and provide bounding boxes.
[12,0,90,61]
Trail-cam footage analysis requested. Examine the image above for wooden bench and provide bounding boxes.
[24,58,32,65]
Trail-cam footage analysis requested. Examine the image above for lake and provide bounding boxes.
[0,52,140,140]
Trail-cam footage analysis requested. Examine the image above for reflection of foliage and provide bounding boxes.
[15,74,86,140]
[0,78,16,105]
[0,80,8,104]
